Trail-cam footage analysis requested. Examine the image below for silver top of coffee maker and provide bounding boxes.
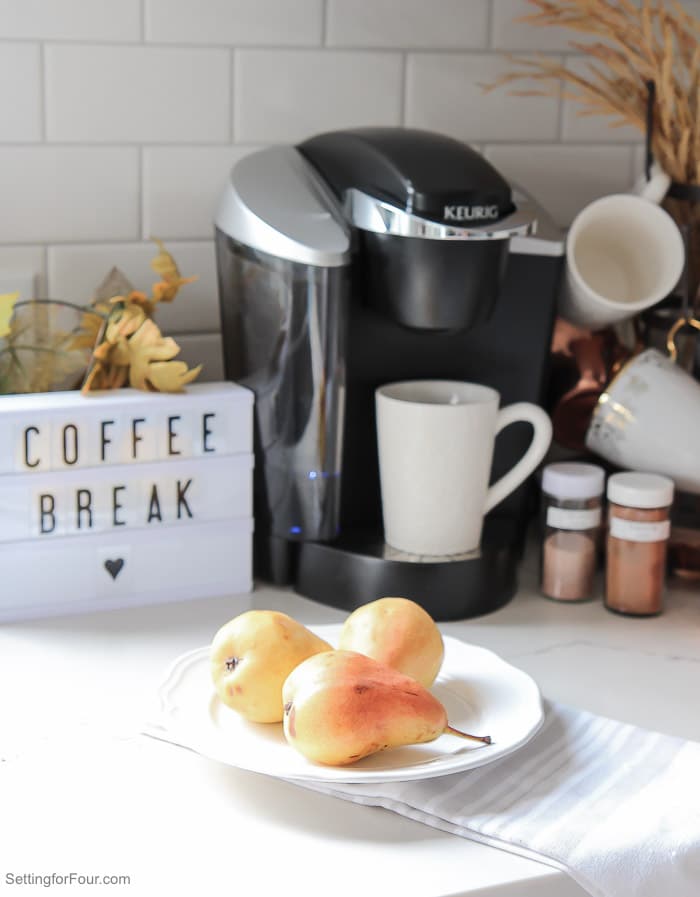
[215,145,351,267]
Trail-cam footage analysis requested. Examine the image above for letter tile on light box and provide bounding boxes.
[157,409,195,460]
[126,411,159,463]
[30,483,68,538]
[87,416,130,467]
[14,419,51,472]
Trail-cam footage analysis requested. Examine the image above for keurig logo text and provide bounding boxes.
[443,205,500,222]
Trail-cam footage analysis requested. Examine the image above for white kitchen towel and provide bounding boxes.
[294,701,700,897]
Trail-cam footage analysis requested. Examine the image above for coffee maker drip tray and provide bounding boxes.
[295,519,520,622]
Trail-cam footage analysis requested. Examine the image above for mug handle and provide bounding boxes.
[631,162,671,205]
[483,403,553,514]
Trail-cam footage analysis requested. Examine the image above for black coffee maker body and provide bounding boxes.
[215,128,563,620]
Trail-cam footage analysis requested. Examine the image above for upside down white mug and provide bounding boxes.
[375,381,553,556]
[585,348,700,494]
[560,165,685,330]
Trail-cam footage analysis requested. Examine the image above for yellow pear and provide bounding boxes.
[338,597,444,687]
[210,610,331,723]
[282,650,491,766]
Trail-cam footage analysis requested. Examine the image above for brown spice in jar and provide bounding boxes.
[606,503,668,616]
[542,530,596,601]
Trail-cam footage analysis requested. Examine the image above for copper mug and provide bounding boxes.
[548,320,631,451]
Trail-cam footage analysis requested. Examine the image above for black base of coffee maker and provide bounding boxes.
[260,518,521,622]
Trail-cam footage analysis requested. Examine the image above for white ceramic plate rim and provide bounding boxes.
[144,624,544,784]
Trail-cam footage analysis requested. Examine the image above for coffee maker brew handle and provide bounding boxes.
[484,403,553,514]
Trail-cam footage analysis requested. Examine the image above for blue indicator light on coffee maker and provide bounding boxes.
[289,525,302,535]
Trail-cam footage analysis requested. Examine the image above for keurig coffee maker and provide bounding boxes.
[215,128,564,619]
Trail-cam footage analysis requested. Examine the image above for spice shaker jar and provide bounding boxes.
[606,472,674,616]
[541,462,605,601]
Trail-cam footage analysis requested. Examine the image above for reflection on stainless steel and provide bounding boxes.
[344,189,537,241]
[217,231,348,541]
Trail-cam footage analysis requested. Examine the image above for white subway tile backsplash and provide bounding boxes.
[406,54,560,142]
[0,246,46,297]
[48,242,220,334]
[45,46,230,143]
[146,0,323,46]
[176,333,225,383]
[0,0,686,358]
[234,50,402,143]
[561,57,643,144]
[143,146,260,241]
[326,0,489,49]
[491,0,577,51]
[0,43,41,142]
[0,148,139,243]
[484,143,635,227]
[0,0,141,41]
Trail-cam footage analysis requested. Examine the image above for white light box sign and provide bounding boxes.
[0,382,254,622]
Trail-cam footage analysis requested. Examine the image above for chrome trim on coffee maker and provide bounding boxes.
[343,188,538,241]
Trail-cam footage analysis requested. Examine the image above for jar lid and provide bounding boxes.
[541,462,606,500]
[607,471,675,508]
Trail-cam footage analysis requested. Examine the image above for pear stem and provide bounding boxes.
[444,725,492,745]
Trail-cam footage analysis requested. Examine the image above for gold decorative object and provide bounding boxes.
[80,240,202,395]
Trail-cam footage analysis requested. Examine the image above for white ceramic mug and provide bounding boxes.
[375,381,552,556]
[560,168,685,330]
[585,348,700,494]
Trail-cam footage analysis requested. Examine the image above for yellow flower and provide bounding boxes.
[150,238,197,303]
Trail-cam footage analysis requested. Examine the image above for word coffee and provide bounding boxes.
[0,385,250,474]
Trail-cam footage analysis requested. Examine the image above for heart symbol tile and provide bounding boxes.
[104,558,125,580]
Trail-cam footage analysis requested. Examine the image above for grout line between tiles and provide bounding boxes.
[38,42,47,141]
[139,146,146,240]
[486,0,495,50]
[321,0,329,46]
[27,237,215,250]
[16,38,569,55]
[41,244,49,298]
[399,52,408,126]
[229,49,235,142]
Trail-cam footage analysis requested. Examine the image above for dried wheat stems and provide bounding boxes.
[485,0,700,184]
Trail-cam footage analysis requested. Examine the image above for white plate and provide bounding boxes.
[144,624,544,784]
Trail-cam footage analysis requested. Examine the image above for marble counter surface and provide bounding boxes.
[1,548,698,897]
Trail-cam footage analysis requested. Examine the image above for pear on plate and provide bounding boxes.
[210,610,332,723]
[282,650,491,766]
[338,597,444,687]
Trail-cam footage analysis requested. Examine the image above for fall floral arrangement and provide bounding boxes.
[0,241,201,396]
[78,240,201,394]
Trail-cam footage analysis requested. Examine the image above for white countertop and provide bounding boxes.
[1,547,699,897]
